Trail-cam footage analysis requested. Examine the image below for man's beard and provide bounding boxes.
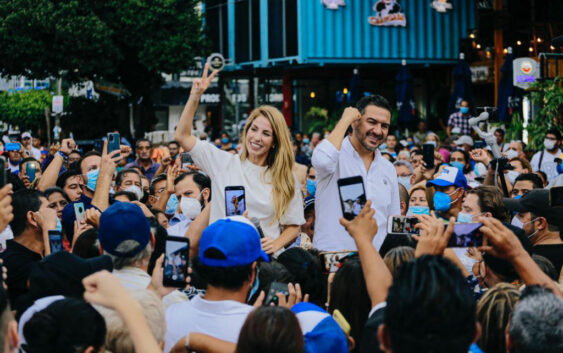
[354,128,383,152]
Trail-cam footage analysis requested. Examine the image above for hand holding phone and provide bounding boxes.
[264,282,289,306]
[107,133,121,158]
[181,152,193,169]
[225,186,245,216]
[48,231,63,254]
[337,176,366,221]
[422,144,435,170]
[163,236,190,287]
[74,202,86,223]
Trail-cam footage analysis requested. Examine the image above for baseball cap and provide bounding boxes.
[199,216,269,267]
[454,135,474,147]
[292,302,349,353]
[451,127,461,135]
[304,196,315,212]
[21,132,32,139]
[98,202,151,257]
[503,189,563,227]
[426,166,468,189]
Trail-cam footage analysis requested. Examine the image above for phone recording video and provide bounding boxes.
[181,152,193,169]
[163,236,190,287]
[337,176,366,221]
[387,216,420,235]
[49,231,63,254]
[448,223,483,247]
[74,202,86,223]
[320,251,357,273]
[26,162,36,183]
[107,133,121,157]
[422,143,435,169]
[225,186,245,216]
[264,282,289,306]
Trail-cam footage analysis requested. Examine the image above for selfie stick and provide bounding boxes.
[468,112,510,196]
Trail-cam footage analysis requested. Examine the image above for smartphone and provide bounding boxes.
[181,152,193,169]
[0,159,5,187]
[333,309,351,336]
[320,251,357,273]
[264,282,289,306]
[447,223,483,247]
[5,143,20,152]
[422,143,435,170]
[74,202,86,222]
[549,186,563,207]
[48,231,63,254]
[225,186,245,216]
[163,236,190,287]
[474,140,486,149]
[337,176,366,221]
[107,133,121,157]
[387,215,420,235]
[26,162,36,182]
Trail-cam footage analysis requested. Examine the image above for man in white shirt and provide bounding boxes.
[163,216,269,353]
[530,128,562,183]
[312,95,400,251]
[21,132,41,161]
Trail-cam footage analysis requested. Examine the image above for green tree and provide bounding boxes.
[526,77,563,151]
[0,90,54,129]
[0,0,205,135]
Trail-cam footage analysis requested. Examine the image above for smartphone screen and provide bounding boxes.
[181,152,193,169]
[163,236,190,287]
[107,133,121,156]
[5,143,20,152]
[447,223,483,247]
[264,282,289,306]
[49,232,63,254]
[549,186,563,207]
[337,176,366,221]
[387,216,420,235]
[26,162,36,182]
[225,186,245,216]
[74,202,86,222]
[422,144,435,169]
[320,251,357,273]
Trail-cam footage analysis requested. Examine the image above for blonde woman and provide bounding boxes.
[174,64,304,254]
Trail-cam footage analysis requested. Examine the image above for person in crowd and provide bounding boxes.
[163,217,269,352]
[6,147,23,174]
[113,191,137,202]
[426,166,468,221]
[312,95,400,251]
[476,283,520,353]
[235,306,305,353]
[293,197,314,249]
[459,185,510,224]
[530,128,562,183]
[20,132,41,161]
[147,173,168,210]
[72,228,102,259]
[447,100,472,137]
[494,128,506,152]
[407,185,429,215]
[56,170,83,202]
[114,168,143,200]
[125,139,161,180]
[168,141,180,162]
[506,140,526,160]
[534,170,549,188]
[453,135,474,153]
[68,150,82,165]
[310,132,322,150]
[397,184,409,216]
[0,189,58,304]
[532,254,559,281]
[303,166,316,197]
[383,135,398,158]
[18,158,42,189]
[412,120,430,145]
[504,189,563,279]
[509,173,543,198]
[508,156,532,175]
[393,160,413,191]
[293,139,310,166]
[382,246,415,277]
[174,64,304,254]
[506,286,563,353]
[449,149,477,181]
[44,187,69,221]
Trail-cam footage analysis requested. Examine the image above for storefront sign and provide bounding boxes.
[322,0,345,10]
[513,58,539,89]
[368,0,406,27]
[200,93,220,104]
[470,66,490,83]
[207,53,225,71]
[431,0,452,13]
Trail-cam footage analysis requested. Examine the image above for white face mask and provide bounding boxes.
[124,185,143,200]
[544,138,556,151]
[505,149,519,160]
[180,195,202,219]
[506,170,520,185]
[510,216,524,229]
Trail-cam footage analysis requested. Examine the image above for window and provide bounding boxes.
[268,0,298,59]
[235,0,261,62]
[205,0,229,56]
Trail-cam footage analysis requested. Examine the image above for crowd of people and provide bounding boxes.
[0,63,561,353]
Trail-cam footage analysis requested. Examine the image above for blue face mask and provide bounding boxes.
[55,218,63,233]
[450,161,465,172]
[86,169,99,192]
[221,138,229,144]
[166,194,178,215]
[456,212,474,223]
[303,139,310,145]
[407,206,430,216]
[306,179,316,197]
[247,267,260,303]
[460,107,469,114]
[433,190,457,212]
[397,176,411,191]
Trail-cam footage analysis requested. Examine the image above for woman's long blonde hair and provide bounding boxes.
[240,105,295,221]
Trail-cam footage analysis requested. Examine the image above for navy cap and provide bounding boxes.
[199,216,269,267]
[98,202,151,257]
[304,196,315,212]
[504,189,563,227]
[426,166,468,189]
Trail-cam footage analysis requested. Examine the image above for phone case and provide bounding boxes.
[163,236,190,287]
[264,282,289,306]
[74,203,86,222]
[333,309,351,336]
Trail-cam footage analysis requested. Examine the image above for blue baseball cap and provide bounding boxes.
[199,216,269,267]
[426,166,468,189]
[292,302,349,353]
[98,202,151,258]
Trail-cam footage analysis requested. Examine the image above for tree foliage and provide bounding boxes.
[527,77,563,151]
[0,90,54,129]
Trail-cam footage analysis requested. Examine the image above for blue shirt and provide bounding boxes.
[125,159,161,180]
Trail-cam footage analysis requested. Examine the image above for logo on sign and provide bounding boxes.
[520,61,532,74]
[207,53,225,71]
[369,0,406,27]
[513,58,539,89]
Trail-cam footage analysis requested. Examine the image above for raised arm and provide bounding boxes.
[185,203,211,258]
[91,140,120,211]
[340,201,392,307]
[37,138,75,191]
[327,107,361,151]
[174,62,218,152]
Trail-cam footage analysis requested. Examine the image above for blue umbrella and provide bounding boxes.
[395,63,416,126]
[447,54,474,116]
[497,49,523,122]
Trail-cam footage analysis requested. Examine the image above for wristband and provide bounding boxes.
[57,150,69,162]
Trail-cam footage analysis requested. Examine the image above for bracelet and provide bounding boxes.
[57,151,69,161]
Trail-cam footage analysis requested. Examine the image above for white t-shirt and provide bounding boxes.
[189,139,305,239]
[163,295,253,353]
[531,148,562,183]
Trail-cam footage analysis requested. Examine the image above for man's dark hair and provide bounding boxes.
[385,255,476,353]
[19,157,40,173]
[10,189,44,237]
[115,168,141,187]
[545,128,561,141]
[135,138,152,148]
[174,171,212,201]
[149,174,167,196]
[356,95,392,116]
[494,128,505,137]
[79,151,101,174]
[56,170,82,189]
[466,185,510,222]
[168,141,179,148]
[532,255,558,281]
[113,191,137,202]
[69,150,82,158]
[193,251,253,290]
[514,173,543,189]
[43,187,70,203]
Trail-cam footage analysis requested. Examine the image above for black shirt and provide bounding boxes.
[0,239,42,305]
[533,243,563,277]
[359,305,385,353]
